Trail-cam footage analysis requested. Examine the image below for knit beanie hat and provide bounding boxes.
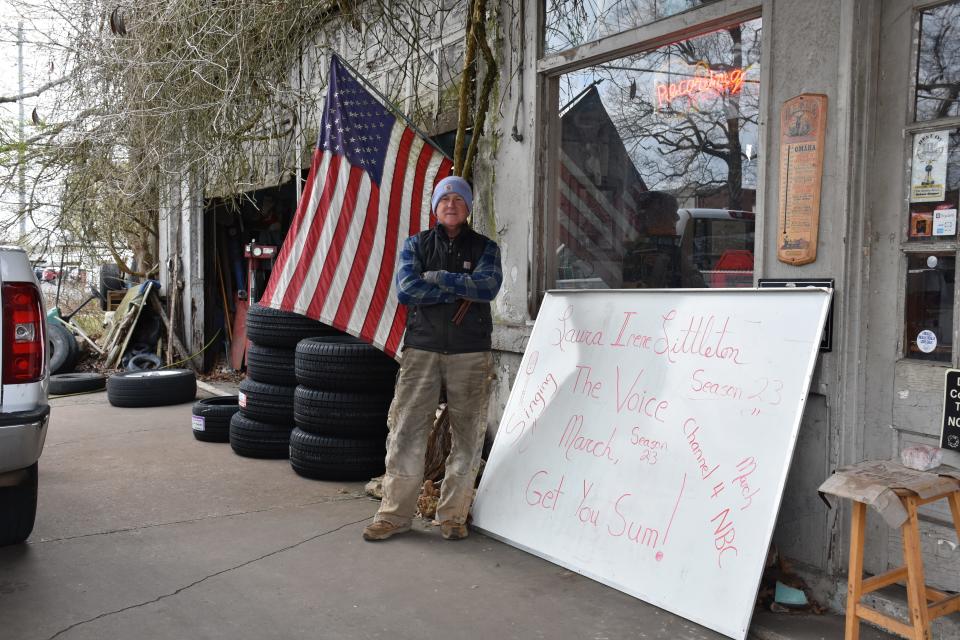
[431,176,473,214]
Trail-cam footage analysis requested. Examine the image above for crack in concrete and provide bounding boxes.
[44,426,168,447]
[42,514,372,640]
[33,493,369,544]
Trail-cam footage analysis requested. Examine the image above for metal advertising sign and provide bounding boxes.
[777,94,828,266]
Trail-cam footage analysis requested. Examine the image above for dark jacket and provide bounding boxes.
[401,225,499,354]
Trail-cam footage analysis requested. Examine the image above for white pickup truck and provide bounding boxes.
[0,246,50,545]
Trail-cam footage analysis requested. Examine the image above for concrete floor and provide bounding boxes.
[0,388,896,640]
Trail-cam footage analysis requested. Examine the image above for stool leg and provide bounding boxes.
[845,501,866,640]
[947,491,960,542]
[901,497,931,640]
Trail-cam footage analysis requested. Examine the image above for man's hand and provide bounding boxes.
[421,270,444,285]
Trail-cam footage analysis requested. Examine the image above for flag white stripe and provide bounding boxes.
[267,151,331,305]
[347,122,406,334]
[391,150,445,353]
[558,177,616,250]
[292,158,353,315]
[560,150,636,240]
[319,173,373,320]
[373,135,425,349]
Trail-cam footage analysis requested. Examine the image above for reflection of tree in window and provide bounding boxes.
[558,21,761,212]
[544,1,720,54]
[916,1,960,121]
[555,19,759,290]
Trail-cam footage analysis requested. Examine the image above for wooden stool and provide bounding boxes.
[845,486,960,639]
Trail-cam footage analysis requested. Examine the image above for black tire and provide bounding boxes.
[293,386,391,438]
[238,379,296,425]
[295,336,399,392]
[289,429,386,480]
[47,321,77,375]
[127,353,162,371]
[245,304,340,348]
[0,463,38,546]
[246,344,297,386]
[49,373,106,395]
[192,396,239,443]
[107,369,197,407]
[229,412,293,459]
[99,263,124,311]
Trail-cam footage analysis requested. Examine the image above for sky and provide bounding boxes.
[0,0,64,243]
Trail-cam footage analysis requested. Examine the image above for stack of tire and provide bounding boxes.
[230,305,340,458]
[290,336,398,480]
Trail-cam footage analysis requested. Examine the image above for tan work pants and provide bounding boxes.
[375,348,494,527]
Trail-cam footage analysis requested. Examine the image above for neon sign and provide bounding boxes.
[655,62,746,109]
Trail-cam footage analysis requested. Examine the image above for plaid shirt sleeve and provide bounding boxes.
[395,235,456,305]
[433,238,503,302]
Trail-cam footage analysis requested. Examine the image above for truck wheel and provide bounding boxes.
[246,344,297,386]
[245,304,340,348]
[293,387,391,438]
[107,369,197,407]
[238,379,295,425]
[295,336,398,392]
[0,463,38,546]
[289,429,385,480]
[228,412,293,459]
[49,373,107,395]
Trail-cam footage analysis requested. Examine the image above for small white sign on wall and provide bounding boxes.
[473,288,832,640]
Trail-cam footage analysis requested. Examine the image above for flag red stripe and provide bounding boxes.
[280,154,342,309]
[332,181,381,330]
[262,148,323,304]
[305,166,365,318]
[384,143,436,356]
[360,128,416,342]
[560,161,645,241]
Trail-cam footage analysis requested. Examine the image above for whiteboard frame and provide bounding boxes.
[473,287,833,639]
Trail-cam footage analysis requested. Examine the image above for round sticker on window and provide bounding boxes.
[917,329,937,353]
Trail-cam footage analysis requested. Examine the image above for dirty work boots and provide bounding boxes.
[362,520,411,541]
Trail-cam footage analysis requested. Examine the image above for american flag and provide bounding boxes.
[557,86,647,287]
[260,55,453,358]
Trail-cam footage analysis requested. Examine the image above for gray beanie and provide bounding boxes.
[431,176,473,214]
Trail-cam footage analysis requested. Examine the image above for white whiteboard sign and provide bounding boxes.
[473,289,832,640]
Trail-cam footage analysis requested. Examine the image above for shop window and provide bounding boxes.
[552,18,760,290]
[904,253,954,362]
[544,0,720,54]
[902,1,960,362]
[915,1,960,122]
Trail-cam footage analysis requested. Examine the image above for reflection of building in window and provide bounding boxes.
[554,18,760,290]
[558,86,648,288]
[904,254,955,362]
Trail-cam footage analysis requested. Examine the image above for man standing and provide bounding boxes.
[363,176,503,542]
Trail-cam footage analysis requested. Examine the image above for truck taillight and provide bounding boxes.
[3,282,45,384]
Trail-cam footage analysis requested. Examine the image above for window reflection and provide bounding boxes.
[904,253,955,361]
[916,0,960,121]
[544,0,720,54]
[554,19,760,289]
